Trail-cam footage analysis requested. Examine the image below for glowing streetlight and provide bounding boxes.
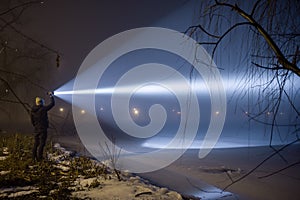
[81,109,86,114]
[59,108,64,112]
[132,107,139,116]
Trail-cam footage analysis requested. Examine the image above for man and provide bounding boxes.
[31,92,55,161]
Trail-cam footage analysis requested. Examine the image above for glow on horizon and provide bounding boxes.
[142,137,287,149]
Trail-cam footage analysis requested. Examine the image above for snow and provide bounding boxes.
[0,170,10,175]
[54,135,300,200]
[2,147,9,153]
[0,186,39,198]
[0,141,184,199]
[72,176,182,200]
[2,135,296,199]
[7,189,39,198]
[0,156,7,161]
[47,143,184,199]
[0,147,9,158]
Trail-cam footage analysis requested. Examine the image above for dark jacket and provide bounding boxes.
[31,96,55,132]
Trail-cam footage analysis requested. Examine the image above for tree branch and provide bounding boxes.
[0,76,30,115]
[0,0,42,17]
[258,160,300,179]
[222,138,300,191]
[215,0,300,77]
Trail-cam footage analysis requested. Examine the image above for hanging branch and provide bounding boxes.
[0,68,49,91]
[0,1,61,67]
[188,0,299,76]
[185,0,300,192]
[0,98,31,109]
[0,1,42,17]
[258,160,300,179]
[0,17,61,66]
[5,21,59,55]
[214,0,300,77]
[0,76,30,115]
[222,138,300,191]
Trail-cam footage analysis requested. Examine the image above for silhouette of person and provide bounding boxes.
[30,92,55,161]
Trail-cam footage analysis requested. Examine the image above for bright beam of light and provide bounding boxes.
[55,75,298,97]
[54,80,209,97]
[55,88,114,95]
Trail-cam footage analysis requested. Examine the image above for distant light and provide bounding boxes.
[81,110,86,114]
[215,111,220,115]
[177,111,181,115]
[132,108,139,115]
[59,108,64,112]
[266,111,271,115]
[5,89,8,93]
[100,107,104,111]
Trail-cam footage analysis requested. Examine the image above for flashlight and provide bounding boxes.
[47,91,54,96]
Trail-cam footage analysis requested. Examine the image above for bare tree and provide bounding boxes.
[0,0,60,131]
[186,0,299,190]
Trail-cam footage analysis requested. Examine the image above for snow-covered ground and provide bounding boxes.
[0,142,184,199]
[54,135,300,200]
[53,143,184,200]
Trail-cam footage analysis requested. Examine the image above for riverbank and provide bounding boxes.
[54,134,300,200]
[0,133,185,199]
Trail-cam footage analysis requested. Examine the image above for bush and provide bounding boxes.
[0,133,108,199]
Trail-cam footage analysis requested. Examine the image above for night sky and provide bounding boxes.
[1,0,193,131]
[0,0,299,148]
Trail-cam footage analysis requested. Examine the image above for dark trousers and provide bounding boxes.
[32,131,47,161]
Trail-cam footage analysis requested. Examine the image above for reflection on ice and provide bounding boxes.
[142,136,288,149]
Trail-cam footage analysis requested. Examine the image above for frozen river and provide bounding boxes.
[54,134,300,200]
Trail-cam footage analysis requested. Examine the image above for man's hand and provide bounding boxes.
[47,91,54,97]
